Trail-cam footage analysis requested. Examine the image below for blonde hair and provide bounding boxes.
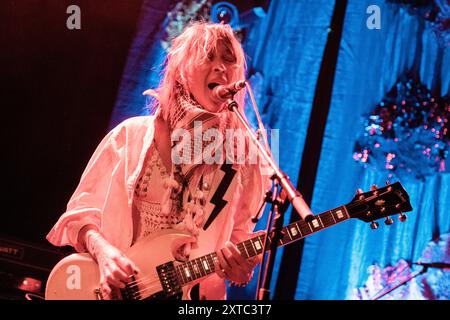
[148,22,247,126]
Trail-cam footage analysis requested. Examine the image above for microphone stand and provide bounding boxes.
[256,182,289,300]
[225,97,313,300]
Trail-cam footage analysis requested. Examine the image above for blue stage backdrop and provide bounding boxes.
[110,0,449,299]
[296,0,449,299]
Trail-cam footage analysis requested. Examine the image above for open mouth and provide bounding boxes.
[207,82,220,90]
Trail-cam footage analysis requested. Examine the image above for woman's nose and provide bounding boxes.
[213,61,226,73]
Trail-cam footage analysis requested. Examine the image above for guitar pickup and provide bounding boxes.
[156,262,183,299]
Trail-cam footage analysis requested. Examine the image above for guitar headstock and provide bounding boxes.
[347,181,412,227]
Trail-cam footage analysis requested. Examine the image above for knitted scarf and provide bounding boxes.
[160,93,233,260]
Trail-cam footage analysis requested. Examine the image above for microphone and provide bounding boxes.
[413,262,450,269]
[212,80,246,101]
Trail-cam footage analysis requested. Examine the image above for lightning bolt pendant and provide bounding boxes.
[203,163,237,230]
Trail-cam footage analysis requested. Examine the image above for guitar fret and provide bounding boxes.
[308,216,323,232]
[176,265,186,285]
[210,254,217,273]
[204,256,213,274]
[329,212,337,224]
[286,231,294,242]
[256,237,265,254]
[299,221,312,236]
[203,255,215,276]
[188,261,195,280]
[194,259,201,277]
[317,216,325,228]
[332,206,347,222]
[186,261,195,280]
[179,264,189,284]
[261,236,267,252]
[241,241,250,258]
[294,223,303,238]
[183,264,191,280]
[210,253,219,271]
[189,261,197,279]
[320,211,336,227]
[255,237,264,254]
[206,254,214,274]
[285,228,293,241]
[306,220,313,233]
[237,243,247,259]
[329,210,337,224]
[191,260,198,279]
[180,264,188,284]
[247,240,256,256]
[210,255,216,273]
[199,259,205,277]
[249,239,258,256]
[194,258,204,277]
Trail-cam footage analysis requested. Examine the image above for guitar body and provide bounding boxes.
[45,229,198,300]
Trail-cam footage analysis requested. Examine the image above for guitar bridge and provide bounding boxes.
[156,261,182,299]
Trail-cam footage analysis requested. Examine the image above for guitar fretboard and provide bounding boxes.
[175,205,349,286]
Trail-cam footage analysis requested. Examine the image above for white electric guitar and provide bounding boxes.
[45,182,412,300]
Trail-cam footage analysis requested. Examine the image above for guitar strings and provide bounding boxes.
[121,189,400,299]
[124,264,212,299]
[345,189,395,210]
[122,269,188,299]
[127,260,214,288]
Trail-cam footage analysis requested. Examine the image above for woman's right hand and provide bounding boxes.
[79,225,140,299]
[94,242,140,299]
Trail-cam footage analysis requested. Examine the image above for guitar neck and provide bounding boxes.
[175,205,350,287]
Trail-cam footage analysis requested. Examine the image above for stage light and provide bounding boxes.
[211,1,270,29]
[211,2,240,28]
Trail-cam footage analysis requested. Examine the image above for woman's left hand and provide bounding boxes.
[214,240,261,285]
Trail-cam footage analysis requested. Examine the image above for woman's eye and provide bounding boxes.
[207,52,215,60]
[224,57,235,63]
[222,52,236,63]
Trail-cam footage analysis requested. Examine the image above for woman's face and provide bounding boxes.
[187,40,238,113]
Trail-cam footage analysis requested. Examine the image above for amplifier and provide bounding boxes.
[0,235,72,299]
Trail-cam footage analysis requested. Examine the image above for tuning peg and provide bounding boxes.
[384,217,393,225]
[385,180,390,185]
[398,213,407,222]
[356,188,364,200]
[370,221,379,229]
[370,184,379,196]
